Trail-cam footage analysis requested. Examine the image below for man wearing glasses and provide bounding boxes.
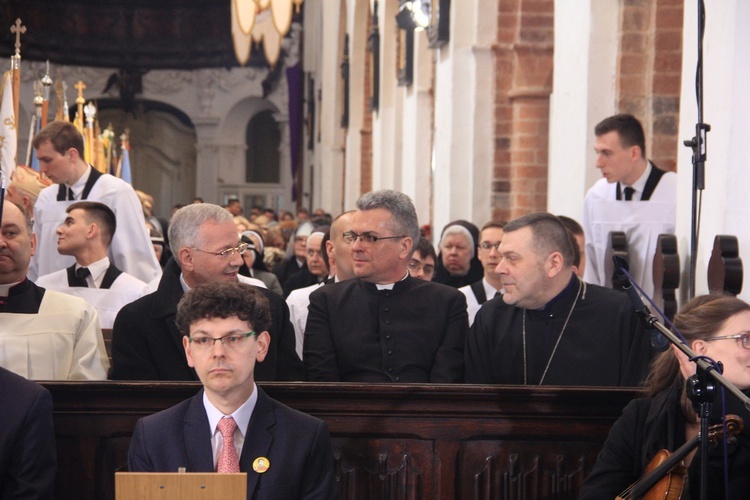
[458,221,505,326]
[303,190,468,382]
[128,281,338,500]
[111,203,303,381]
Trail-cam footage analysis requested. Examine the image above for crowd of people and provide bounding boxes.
[1,115,748,498]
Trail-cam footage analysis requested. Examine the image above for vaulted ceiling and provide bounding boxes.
[0,0,277,70]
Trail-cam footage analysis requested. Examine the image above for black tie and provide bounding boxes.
[623,187,635,201]
[494,291,501,298]
[75,267,91,287]
[67,187,75,201]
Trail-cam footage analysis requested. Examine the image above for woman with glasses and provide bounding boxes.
[580,294,750,499]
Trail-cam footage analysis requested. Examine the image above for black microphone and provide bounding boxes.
[612,256,669,352]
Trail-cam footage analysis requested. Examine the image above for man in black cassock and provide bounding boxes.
[464,212,652,386]
[303,190,467,383]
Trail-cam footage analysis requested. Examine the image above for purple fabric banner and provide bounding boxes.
[286,63,304,202]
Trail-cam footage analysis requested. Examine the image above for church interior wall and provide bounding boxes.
[11,1,750,305]
[676,0,750,303]
[547,0,619,220]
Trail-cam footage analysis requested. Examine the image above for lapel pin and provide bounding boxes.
[252,457,270,473]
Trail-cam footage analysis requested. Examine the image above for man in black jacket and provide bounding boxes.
[111,203,303,381]
[304,190,468,382]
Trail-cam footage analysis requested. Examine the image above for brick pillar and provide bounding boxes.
[618,0,683,172]
[494,0,554,220]
[508,44,553,219]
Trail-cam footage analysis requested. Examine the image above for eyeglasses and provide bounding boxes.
[188,332,257,351]
[342,231,406,245]
[191,242,249,259]
[704,332,750,350]
[479,241,502,251]
[408,260,435,275]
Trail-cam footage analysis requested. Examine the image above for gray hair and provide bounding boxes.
[169,203,233,254]
[439,225,476,257]
[503,212,575,267]
[355,190,420,243]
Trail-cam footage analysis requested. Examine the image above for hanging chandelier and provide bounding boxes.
[231,0,304,67]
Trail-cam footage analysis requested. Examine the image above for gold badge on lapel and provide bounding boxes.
[253,457,270,473]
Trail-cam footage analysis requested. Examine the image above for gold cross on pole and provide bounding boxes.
[75,81,86,105]
[11,18,26,56]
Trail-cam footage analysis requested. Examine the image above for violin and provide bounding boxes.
[616,414,743,500]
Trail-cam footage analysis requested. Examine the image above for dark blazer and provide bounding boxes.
[0,366,56,500]
[110,257,304,381]
[304,275,468,382]
[128,387,339,500]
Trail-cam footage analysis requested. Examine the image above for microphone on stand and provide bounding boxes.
[612,255,669,352]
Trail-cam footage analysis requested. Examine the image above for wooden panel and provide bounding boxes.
[43,382,639,500]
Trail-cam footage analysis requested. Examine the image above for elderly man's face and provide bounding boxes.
[441,232,473,277]
[495,227,551,309]
[180,220,245,288]
[0,201,36,284]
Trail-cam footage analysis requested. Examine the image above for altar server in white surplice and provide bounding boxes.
[0,200,108,380]
[29,121,161,283]
[36,201,148,329]
[582,114,676,305]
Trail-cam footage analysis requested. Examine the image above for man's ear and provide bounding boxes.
[255,331,270,362]
[178,247,194,271]
[546,251,565,278]
[29,232,37,257]
[183,336,196,368]
[87,222,99,240]
[399,237,413,260]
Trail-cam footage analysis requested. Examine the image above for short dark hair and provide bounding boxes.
[320,228,331,270]
[594,114,646,157]
[556,215,583,236]
[175,281,271,336]
[557,215,583,267]
[480,220,506,233]
[503,212,576,267]
[32,121,85,158]
[414,236,437,263]
[67,201,117,246]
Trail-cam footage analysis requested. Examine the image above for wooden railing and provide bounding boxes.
[44,382,639,500]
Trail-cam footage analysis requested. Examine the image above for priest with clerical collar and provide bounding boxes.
[464,211,652,387]
[303,189,467,383]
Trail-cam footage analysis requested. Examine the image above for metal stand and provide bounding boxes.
[682,0,710,299]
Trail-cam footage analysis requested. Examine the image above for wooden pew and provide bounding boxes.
[45,382,638,500]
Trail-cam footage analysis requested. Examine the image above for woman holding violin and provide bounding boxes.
[580,294,750,499]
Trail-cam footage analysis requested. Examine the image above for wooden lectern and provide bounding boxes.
[115,472,246,500]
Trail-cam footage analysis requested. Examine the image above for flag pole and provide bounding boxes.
[10,18,25,136]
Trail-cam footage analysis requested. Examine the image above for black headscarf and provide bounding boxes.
[432,220,484,288]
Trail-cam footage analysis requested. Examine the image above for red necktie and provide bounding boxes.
[216,417,240,473]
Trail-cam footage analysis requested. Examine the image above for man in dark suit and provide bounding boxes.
[111,203,303,381]
[128,281,338,500]
[303,189,468,382]
[0,366,56,499]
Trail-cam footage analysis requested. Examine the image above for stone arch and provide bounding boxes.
[97,99,197,217]
[216,96,293,212]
